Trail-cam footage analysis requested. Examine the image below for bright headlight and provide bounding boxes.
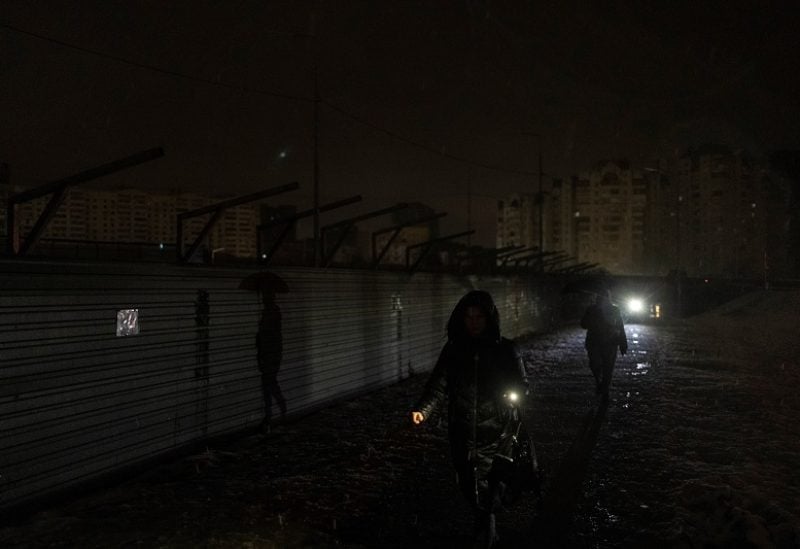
[627,298,644,313]
[505,391,519,403]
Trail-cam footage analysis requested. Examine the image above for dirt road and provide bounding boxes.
[2,291,799,548]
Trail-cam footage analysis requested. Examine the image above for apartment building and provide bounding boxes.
[373,202,439,266]
[375,225,432,266]
[573,161,649,274]
[496,193,538,249]
[500,161,653,274]
[547,178,576,256]
[676,145,791,278]
[8,186,260,259]
[501,148,794,278]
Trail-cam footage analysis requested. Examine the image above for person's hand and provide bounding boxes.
[411,411,425,425]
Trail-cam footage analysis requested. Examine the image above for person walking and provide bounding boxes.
[256,289,286,434]
[410,290,531,548]
[580,289,628,399]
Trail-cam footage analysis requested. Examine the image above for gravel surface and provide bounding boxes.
[2,289,799,548]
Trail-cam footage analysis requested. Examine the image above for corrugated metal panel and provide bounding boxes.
[0,259,562,511]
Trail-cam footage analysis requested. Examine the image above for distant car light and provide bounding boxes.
[627,298,644,314]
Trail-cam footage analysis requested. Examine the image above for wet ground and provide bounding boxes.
[2,290,799,548]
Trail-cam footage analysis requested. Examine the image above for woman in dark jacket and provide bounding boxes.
[411,290,528,547]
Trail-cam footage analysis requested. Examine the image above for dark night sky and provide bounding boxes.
[2,1,799,246]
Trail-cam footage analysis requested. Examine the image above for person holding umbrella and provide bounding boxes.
[239,272,289,433]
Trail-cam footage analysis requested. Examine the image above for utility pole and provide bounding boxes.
[312,61,320,267]
[1,162,12,254]
[538,140,544,254]
[307,7,321,268]
[522,132,544,256]
[676,193,682,270]
[466,180,472,247]
[676,190,683,317]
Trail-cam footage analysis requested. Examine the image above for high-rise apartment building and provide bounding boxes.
[496,193,537,249]
[571,161,649,274]
[675,145,791,278]
[547,178,576,255]
[8,186,261,259]
[503,161,653,274]
[505,148,794,278]
[210,200,259,259]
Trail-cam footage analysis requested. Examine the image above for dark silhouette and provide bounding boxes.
[194,289,211,437]
[411,290,533,548]
[532,398,609,545]
[256,289,286,434]
[239,271,290,434]
[580,290,628,399]
[194,289,210,379]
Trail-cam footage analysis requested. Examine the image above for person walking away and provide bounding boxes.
[410,290,532,548]
[580,289,628,400]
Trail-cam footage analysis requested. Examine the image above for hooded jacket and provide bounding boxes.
[414,291,527,465]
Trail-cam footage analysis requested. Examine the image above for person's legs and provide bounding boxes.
[599,346,618,397]
[451,441,479,508]
[473,511,496,549]
[471,452,501,548]
[258,372,273,433]
[264,370,287,418]
[588,348,603,393]
[468,454,524,548]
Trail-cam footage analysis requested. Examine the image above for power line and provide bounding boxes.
[1,23,314,103]
[321,99,537,176]
[3,22,539,177]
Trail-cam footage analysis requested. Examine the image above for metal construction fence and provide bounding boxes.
[0,258,578,513]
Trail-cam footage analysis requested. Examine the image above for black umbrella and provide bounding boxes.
[239,271,290,294]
